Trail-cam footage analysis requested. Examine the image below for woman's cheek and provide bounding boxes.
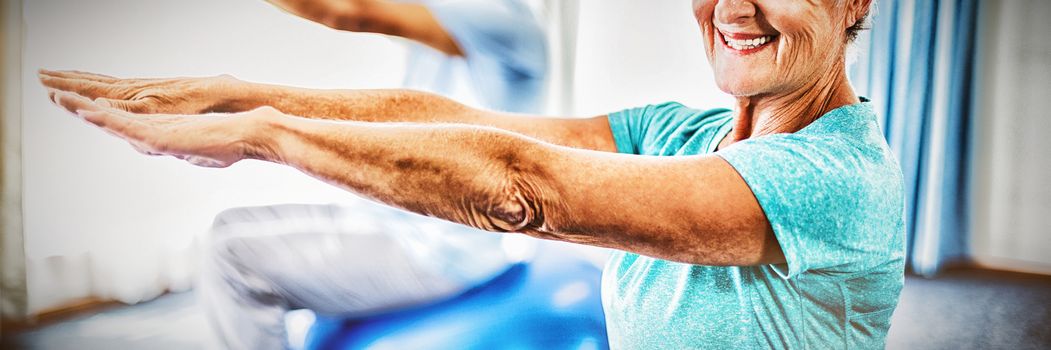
[693,0,718,60]
[693,0,715,31]
[693,0,715,13]
[775,21,822,74]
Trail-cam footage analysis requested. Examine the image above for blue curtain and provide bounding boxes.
[850,0,981,276]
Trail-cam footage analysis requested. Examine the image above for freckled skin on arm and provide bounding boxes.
[222,86,619,152]
[36,70,617,152]
[536,148,784,265]
[264,114,785,266]
[42,82,781,266]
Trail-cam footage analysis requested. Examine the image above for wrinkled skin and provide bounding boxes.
[693,0,872,143]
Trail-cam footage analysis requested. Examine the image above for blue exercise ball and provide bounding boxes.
[303,247,608,350]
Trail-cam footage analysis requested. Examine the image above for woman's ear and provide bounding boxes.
[846,0,874,28]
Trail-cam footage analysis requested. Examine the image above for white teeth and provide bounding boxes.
[723,34,773,50]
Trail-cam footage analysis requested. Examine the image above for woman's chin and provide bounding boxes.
[716,82,766,98]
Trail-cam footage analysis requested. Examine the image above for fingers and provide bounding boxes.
[84,112,212,166]
[38,69,120,83]
[53,91,107,115]
[39,74,122,100]
[66,96,232,168]
[129,141,161,156]
[77,109,148,142]
[46,88,59,104]
[95,97,153,113]
[74,108,158,157]
[54,91,143,140]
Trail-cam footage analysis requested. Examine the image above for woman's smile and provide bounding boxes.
[719,30,778,54]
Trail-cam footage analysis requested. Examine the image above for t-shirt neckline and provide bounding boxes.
[712,98,872,152]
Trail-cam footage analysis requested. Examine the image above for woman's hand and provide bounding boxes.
[50,91,276,168]
[39,69,243,115]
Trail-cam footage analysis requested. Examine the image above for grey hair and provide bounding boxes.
[846,1,876,42]
[844,1,875,65]
[847,12,871,42]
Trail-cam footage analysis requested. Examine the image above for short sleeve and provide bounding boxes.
[717,134,901,279]
[608,102,730,155]
[425,0,548,113]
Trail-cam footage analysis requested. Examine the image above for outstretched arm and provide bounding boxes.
[51,92,784,266]
[211,82,618,152]
[39,71,614,152]
[265,0,463,56]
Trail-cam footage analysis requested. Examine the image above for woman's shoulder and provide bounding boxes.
[717,108,904,209]
[608,102,734,155]
[728,125,902,189]
[614,101,732,125]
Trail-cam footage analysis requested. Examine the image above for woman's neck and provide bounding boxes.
[726,62,860,144]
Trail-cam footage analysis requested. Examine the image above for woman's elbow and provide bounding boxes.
[477,147,562,235]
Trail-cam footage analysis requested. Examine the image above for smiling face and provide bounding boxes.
[693,0,866,97]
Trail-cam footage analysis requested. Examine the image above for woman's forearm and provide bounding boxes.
[260,111,559,233]
[222,82,477,123]
[222,82,618,152]
[252,111,780,266]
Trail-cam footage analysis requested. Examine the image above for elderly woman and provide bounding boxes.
[41,0,903,348]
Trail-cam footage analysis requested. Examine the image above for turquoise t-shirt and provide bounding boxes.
[603,101,906,349]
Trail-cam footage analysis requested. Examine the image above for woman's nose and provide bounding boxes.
[715,0,757,26]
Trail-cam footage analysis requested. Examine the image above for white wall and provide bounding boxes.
[22,0,409,313]
[573,0,732,115]
[971,0,1051,274]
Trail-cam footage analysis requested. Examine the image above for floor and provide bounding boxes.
[2,268,1050,350]
[885,269,1051,349]
[1,292,219,350]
